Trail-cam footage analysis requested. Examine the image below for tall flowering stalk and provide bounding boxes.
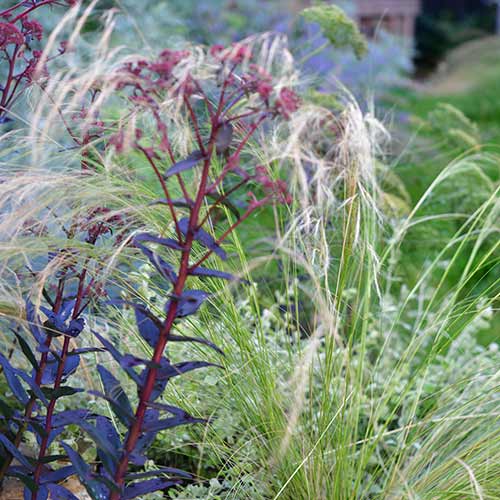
[0,35,299,499]
[71,43,298,499]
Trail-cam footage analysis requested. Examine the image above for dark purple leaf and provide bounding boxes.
[60,443,90,480]
[40,465,75,484]
[166,289,210,318]
[96,365,134,425]
[59,300,76,322]
[0,434,32,469]
[140,359,220,401]
[95,416,121,449]
[130,409,158,462]
[35,427,63,448]
[26,419,49,441]
[50,409,94,427]
[12,329,39,371]
[137,244,178,284]
[189,266,235,281]
[6,466,36,492]
[61,444,110,500]
[25,299,46,345]
[40,353,80,385]
[120,354,148,369]
[134,307,160,347]
[124,479,181,499]
[215,122,233,153]
[41,385,83,400]
[23,485,48,500]
[78,421,118,462]
[65,318,85,337]
[39,301,84,338]
[134,233,184,251]
[0,116,13,124]
[16,371,49,406]
[36,454,67,464]
[92,331,140,384]
[46,483,79,500]
[88,391,134,426]
[163,150,204,178]
[40,300,74,334]
[178,218,227,260]
[0,353,29,405]
[139,361,168,402]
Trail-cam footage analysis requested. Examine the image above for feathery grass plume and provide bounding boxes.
[156,87,498,499]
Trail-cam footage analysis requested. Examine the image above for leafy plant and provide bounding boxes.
[0,33,300,498]
[86,41,298,500]
[0,0,75,125]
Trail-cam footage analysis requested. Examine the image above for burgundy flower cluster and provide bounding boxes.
[0,1,74,123]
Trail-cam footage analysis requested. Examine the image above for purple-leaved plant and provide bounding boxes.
[0,0,76,125]
[0,206,121,499]
[0,37,300,500]
[83,43,299,499]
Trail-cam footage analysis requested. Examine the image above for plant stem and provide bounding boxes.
[10,0,60,24]
[110,101,222,499]
[31,336,71,497]
[0,275,67,484]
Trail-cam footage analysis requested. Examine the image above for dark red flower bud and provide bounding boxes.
[275,88,301,120]
[0,22,24,48]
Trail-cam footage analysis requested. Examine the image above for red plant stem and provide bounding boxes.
[0,48,19,112]
[0,276,67,482]
[31,265,89,495]
[110,100,222,499]
[0,1,30,17]
[110,68,270,494]
[31,336,71,496]
[10,0,60,24]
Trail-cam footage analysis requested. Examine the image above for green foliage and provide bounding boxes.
[301,4,367,59]
[425,103,481,150]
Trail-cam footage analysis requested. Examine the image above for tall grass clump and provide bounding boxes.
[155,95,499,499]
